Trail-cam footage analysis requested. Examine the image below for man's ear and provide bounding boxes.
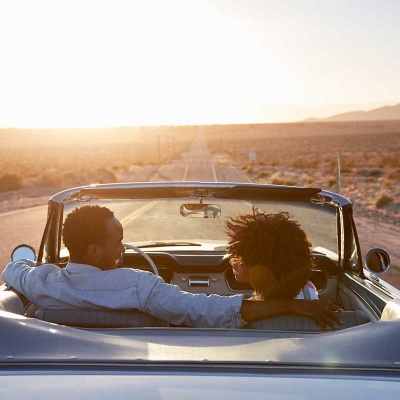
[86,244,101,259]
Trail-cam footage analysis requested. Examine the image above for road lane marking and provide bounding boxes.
[120,201,160,227]
[0,204,47,218]
[150,165,166,182]
[211,163,218,182]
[182,164,190,181]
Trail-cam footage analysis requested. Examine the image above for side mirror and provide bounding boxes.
[365,248,390,275]
[180,203,221,218]
[11,244,37,262]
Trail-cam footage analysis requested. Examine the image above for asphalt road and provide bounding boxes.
[1,135,399,283]
[0,136,249,271]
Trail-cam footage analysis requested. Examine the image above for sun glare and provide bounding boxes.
[0,1,399,128]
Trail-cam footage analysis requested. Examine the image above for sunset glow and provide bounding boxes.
[0,0,399,128]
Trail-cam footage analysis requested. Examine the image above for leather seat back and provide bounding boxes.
[245,310,371,331]
[0,290,25,315]
[34,308,168,328]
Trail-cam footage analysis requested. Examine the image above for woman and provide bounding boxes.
[226,208,318,300]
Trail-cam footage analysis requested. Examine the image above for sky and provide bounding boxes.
[0,0,399,128]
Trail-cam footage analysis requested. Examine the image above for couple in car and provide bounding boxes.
[3,205,342,329]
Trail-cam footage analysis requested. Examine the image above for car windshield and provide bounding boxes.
[61,197,338,257]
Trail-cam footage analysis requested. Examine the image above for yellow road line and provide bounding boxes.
[182,164,190,181]
[120,201,160,227]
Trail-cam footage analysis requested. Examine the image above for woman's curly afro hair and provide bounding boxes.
[225,208,314,300]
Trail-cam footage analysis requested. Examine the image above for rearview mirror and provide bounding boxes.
[180,203,221,218]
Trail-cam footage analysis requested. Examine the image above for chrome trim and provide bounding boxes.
[188,277,210,287]
[48,181,352,207]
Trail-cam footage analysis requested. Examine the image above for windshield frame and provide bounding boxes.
[39,188,342,264]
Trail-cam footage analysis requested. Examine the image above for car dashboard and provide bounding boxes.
[121,250,337,301]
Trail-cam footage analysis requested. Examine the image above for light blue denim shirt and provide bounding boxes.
[2,260,246,328]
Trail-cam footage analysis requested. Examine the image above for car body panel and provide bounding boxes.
[1,181,399,396]
[1,371,400,400]
[2,310,400,366]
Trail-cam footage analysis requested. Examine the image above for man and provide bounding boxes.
[2,205,342,329]
[226,209,318,301]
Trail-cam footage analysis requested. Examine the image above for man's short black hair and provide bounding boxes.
[62,205,114,257]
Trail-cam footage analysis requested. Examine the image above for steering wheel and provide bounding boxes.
[123,243,159,276]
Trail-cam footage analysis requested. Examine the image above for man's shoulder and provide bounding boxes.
[109,267,164,284]
[34,262,62,272]
[111,267,158,278]
[5,259,58,274]
[2,260,60,289]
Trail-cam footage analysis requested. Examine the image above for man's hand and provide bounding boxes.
[291,300,343,330]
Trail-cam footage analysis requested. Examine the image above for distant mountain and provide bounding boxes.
[305,103,400,122]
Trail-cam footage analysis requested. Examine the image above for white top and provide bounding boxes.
[2,260,245,328]
[296,282,319,300]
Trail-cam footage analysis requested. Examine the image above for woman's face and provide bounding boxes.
[230,257,277,298]
[229,257,251,283]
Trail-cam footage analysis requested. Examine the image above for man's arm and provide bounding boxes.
[2,260,36,299]
[240,299,343,330]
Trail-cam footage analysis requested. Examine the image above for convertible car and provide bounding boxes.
[1,181,400,398]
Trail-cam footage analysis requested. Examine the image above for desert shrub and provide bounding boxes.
[96,169,118,184]
[385,178,393,187]
[358,169,384,177]
[326,159,337,169]
[291,158,319,170]
[327,178,336,187]
[37,173,64,187]
[380,156,400,168]
[375,194,394,209]
[272,178,297,186]
[63,171,80,182]
[0,173,23,191]
[390,171,400,182]
[257,171,269,179]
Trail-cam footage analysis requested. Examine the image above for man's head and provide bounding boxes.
[225,208,313,299]
[62,205,124,270]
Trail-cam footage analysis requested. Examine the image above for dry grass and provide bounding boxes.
[203,120,400,288]
[0,126,197,190]
[1,121,399,224]
[0,121,399,288]
[203,120,400,225]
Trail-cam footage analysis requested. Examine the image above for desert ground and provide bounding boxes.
[203,120,400,226]
[0,126,198,201]
[1,120,399,286]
